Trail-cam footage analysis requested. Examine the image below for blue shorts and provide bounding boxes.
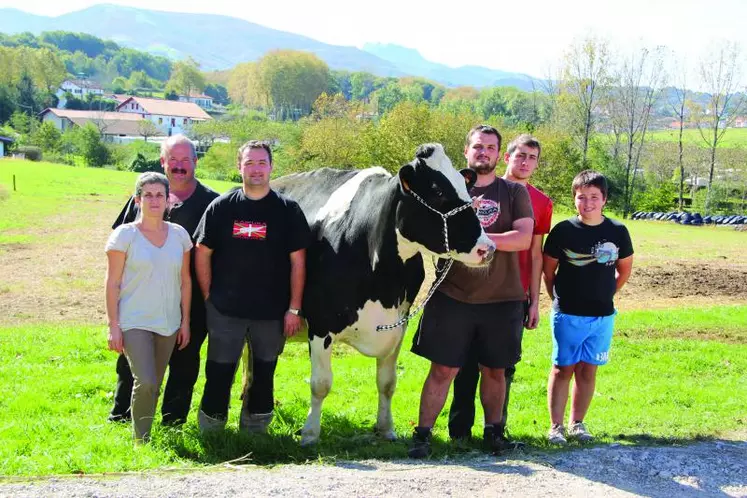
[550,310,616,367]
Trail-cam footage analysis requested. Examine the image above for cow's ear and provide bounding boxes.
[460,168,477,190]
[398,164,415,193]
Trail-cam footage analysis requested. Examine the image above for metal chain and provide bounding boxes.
[376,192,473,332]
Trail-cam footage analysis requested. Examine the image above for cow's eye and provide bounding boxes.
[431,183,443,197]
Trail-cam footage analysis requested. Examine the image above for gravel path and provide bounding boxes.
[2,440,745,497]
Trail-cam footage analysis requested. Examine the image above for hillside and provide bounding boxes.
[0,4,532,88]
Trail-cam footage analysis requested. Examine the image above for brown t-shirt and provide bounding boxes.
[439,178,534,304]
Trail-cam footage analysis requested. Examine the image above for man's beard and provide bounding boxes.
[469,162,496,175]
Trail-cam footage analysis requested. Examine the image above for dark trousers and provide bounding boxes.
[109,312,208,425]
[201,356,277,420]
[448,344,516,439]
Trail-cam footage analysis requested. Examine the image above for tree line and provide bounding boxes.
[2,31,746,216]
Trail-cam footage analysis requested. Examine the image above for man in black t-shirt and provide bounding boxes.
[108,135,219,426]
[543,170,634,445]
[194,140,311,433]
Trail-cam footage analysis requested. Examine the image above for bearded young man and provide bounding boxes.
[448,134,553,447]
[408,125,534,457]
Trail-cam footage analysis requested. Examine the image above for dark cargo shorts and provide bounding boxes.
[411,291,524,369]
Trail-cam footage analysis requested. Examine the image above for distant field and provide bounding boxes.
[648,127,747,148]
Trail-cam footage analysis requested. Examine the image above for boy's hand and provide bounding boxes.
[525,301,540,329]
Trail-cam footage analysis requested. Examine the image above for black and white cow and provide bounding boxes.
[268,143,495,445]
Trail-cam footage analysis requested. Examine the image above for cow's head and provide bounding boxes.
[396,143,495,267]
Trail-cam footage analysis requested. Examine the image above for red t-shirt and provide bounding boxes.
[519,184,553,293]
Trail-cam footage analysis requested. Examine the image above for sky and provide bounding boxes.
[1,0,746,79]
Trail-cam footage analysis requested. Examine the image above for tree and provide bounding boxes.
[77,123,110,167]
[111,76,128,93]
[166,57,206,97]
[349,72,377,102]
[31,47,66,95]
[204,83,229,105]
[128,70,151,91]
[667,54,690,211]
[692,41,746,214]
[558,36,611,166]
[32,120,62,152]
[256,50,331,119]
[227,62,267,109]
[137,119,160,142]
[609,45,666,217]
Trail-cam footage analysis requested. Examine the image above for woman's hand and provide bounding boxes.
[177,323,191,350]
[108,324,124,353]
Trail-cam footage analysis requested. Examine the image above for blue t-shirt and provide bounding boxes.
[543,217,634,316]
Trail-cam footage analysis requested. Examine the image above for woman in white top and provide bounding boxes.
[105,172,192,443]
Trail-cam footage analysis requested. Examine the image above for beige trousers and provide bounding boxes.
[123,328,177,441]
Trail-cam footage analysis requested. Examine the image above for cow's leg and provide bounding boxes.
[374,338,402,441]
[300,334,332,446]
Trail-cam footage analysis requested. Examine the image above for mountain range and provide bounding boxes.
[0,4,537,89]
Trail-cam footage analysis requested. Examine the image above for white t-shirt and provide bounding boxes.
[105,222,193,336]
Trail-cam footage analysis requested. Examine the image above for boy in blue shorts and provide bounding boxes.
[542,170,634,444]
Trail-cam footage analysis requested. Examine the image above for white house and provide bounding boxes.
[116,96,212,136]
[178,93,213,109]
[39,108,155,143]
[56,79,105,108]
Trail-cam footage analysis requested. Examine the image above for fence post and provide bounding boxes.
[13,174,16,192]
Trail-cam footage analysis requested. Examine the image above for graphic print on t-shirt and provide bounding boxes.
[476,198,500,228]
[563,241,619,266]
[232,221,267,240]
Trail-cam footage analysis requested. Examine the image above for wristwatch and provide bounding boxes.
[287,308,301,316]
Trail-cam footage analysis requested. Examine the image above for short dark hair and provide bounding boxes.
[572,170,608,199]
[237,140,273,165]
[465,124,502,150]
[506,134,541,158]
[135,171,169,199]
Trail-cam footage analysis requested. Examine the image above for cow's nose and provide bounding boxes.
[476,241,496,260]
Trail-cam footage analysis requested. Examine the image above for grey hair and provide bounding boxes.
[160,134,197,160]
[135,171,170,199]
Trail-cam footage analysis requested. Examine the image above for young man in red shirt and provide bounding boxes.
[448,134,553,445]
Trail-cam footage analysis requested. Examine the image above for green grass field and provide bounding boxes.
[0,159,745,476]
[648,127,747,148]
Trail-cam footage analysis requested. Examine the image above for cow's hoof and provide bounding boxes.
[300,434,319,447]
[374,426,397,441]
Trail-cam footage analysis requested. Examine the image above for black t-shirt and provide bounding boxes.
[112,180,220,307]
[194,188,311,320]
[543,217,634,317]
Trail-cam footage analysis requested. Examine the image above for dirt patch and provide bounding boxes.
[627,264,747,299]
[418,261,747,312]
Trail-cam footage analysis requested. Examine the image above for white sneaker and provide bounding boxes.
[568,421,594,442]
[548,424,567,445]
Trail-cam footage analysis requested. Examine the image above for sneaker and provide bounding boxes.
[407,426,432,459]
[568,421,594,443]
[483,424,513,455]
[548,423,567,445]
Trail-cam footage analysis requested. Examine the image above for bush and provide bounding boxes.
[109,141,160,170]
[198,142,236,180]
[15,145,42,161]
[78,124,110,167]
[43,152,75,166]
[130,153,161,173]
